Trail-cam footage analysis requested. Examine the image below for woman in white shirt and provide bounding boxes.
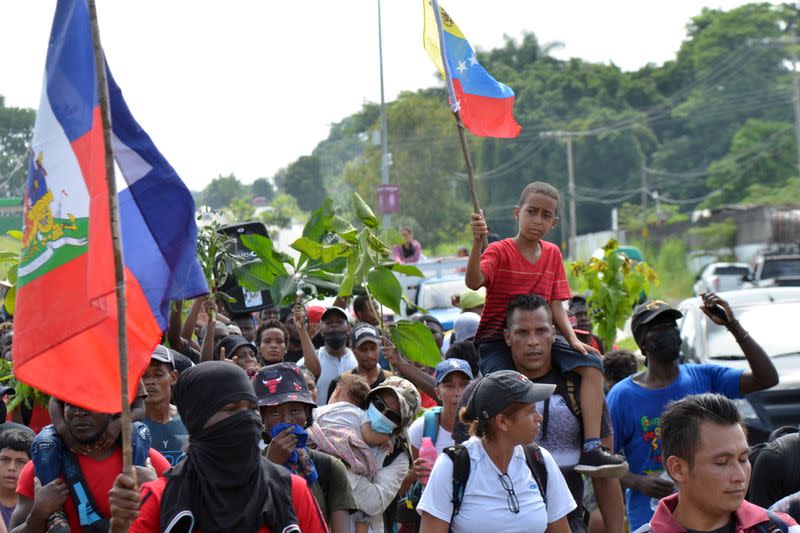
[417,370,575,533]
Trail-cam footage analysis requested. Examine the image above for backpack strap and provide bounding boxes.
[760,510,790,533]
[423,407,442,446]
[62,451,109,528]
[522,444,548,506]
[444,445,471,519]
[564,373,582,419]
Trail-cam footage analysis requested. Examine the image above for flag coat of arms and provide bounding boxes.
[423,0,522,138]
[13,0,207,412]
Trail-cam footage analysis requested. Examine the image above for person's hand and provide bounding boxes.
[134,457,158,484]
[636,472,676,499]
[202,297,217,320]
[450,294,461,308]
[568,336,598,356]
[108,472,141,527]
[470,211,489,242]
[700,292,734,326]
[265,427,298,465]
[382,337,405,369]
[92,417,122,451]
[293,303,307,332]
[411,457,432,481]
[31,477,69,520]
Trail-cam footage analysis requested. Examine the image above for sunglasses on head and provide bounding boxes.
[371,396,402,427]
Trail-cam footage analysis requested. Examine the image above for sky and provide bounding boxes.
[0,1,779,192]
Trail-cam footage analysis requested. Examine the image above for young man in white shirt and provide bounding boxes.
[296,306,357,405]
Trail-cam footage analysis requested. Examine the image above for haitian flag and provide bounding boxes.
[422,0,522,138]
[13,0,207,412]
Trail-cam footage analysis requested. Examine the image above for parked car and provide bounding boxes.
[744,249,800,288]
[412,274,467,331]
[678,287,800,443]
[692,262,752,295]
[395,257,468,331]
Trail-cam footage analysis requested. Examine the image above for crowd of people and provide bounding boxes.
[0,180,797,532]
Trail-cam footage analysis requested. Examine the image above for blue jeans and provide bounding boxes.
[32,422,151,484]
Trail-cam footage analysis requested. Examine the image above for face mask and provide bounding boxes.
[367,402,397,435]
[645,328,682,361]
[324,331,348,349]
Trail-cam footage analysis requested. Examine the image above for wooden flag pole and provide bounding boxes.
[430,0,488,249]
[87,0,134,477]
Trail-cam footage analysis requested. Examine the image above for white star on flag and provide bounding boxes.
[456,60,467,74]
[468,53,478,66]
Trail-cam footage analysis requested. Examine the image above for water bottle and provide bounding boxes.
[418,437,437,484]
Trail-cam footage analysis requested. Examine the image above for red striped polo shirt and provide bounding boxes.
[474,238,571,344]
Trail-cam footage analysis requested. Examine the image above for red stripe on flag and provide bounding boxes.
[453,79,521,138]
[71,106,115,301]
[14,260,160,413]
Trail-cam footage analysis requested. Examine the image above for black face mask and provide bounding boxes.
[324,331,348,349]
[645,328,682,362]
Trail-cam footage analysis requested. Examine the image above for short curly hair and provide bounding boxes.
[255,319,289,345]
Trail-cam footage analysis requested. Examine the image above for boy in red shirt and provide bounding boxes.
[467,181,626,475]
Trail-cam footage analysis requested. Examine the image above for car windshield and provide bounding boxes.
[762,259,800,279]
[706,303,800,358]
[419,278,467,309]
[712,266,749,276]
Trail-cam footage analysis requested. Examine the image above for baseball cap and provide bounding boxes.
[351,322,381,348]
[151,345,176,371]
[306,306,325,324]
[453,312,480,343]
[465,370,555,422]
[459,288,485,310]
[631,300,683,348]
[367,376,421,428]
[321,306,349,323]
[253,362,316,408]
[434,358,473,385]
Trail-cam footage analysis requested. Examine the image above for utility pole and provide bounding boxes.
[540,130,587,259]
[790,35,800,176]
[641,161,648,224]
[750,35,800,177]
[377,0,391,228]
[565,136,577,258]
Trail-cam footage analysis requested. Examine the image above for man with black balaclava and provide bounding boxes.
[607,293,779,531]
[106,361,328,533]
[296,306,357,406]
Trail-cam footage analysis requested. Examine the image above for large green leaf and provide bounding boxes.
[291,237,323,259]
[390,321,441,368]
[328,216,358,243]
[339,254,359,297]
[303,197,334,242]
[367,267,402,314]
[387,263,424,277]
[4,286,15,315]
[240,234,289,277]
[270,275,298,306]
[291,238,351,263]
[366,231,391,257]
[233,261,278,291]
[352,192,379,229]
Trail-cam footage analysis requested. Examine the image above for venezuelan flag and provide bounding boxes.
[423,0,522,138]
[13,0,207,412]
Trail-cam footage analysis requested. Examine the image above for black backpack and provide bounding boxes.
[445,442,549,519]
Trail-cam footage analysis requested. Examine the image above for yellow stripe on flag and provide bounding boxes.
[422,0,466,78]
